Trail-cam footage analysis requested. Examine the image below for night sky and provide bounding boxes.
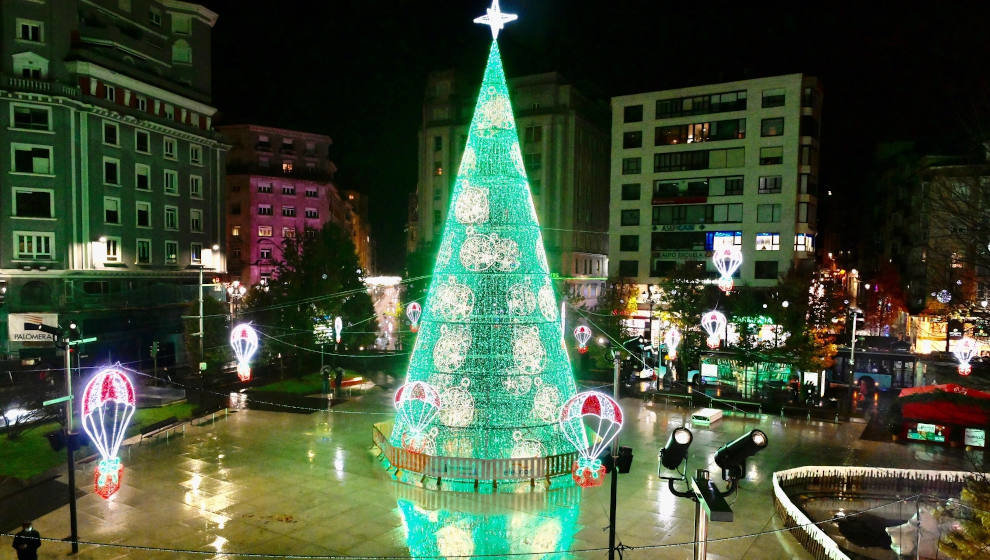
[201,1,990,273]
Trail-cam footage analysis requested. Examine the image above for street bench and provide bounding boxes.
[139,416,184,442]
[192,407,230,427]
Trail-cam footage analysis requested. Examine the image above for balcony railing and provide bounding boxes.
[227,163,333,183]
[2,74,81,97]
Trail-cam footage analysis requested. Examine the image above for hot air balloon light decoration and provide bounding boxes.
[953,337,978,376]
[558,391,624,488]
[230,323,259,382]
[80,366,136,499]
[334,316,343,344]
[701,311,727,349]
[664,327,681,361]
[712,247,743,293]
[573,325,592,354]
[406,302,422,333]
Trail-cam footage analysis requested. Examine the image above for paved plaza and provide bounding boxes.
[5,389,976,560]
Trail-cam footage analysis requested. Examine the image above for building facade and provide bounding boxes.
[408,70,610,306]
[218,124,356,285]
[609,74,823,288]
[343,190,374,274]
[0,0,225,363]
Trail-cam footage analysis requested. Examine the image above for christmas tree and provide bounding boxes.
[390,3,577,461]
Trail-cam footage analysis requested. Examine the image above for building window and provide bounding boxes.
[231,225,241,237]
[190,209,203,232]
[136,239,151,264]
[282,161,294,173]
[136,201,151,227]
[758,176,782,194]
[305,208,319,219]
[621,157,641,175]
[258,225,273,237]
[259,157,270,168]
[164,206,178,230]
[12,144,52,174]
[800,145,816,166]
[172,14,191,34]
[165,241,178,264]
[433,210,442,226]
[799,174,817,195]
[705,231,742,250]
[794,233,814,252]
[135,163,150,190]
[163,104,174,120]
[623,105,643,123]
[618,260,639,277]
[260,248,273,260]
[654,148,743,172]
[655,119,746,145]
[14,232,54,260]
[258,183,273,194]
[760,117,785,137]
[756,203,782,223]
[655,90,746,118]
[798,202,816,224]
[759,146,783,165]
[135,130,150,153]
[190,242,202,264]
[136,96,147,112]
[432,136,443,152]
[190,144,202,165]
[723,176,744,196]
[755,232,780,251]
[762,88,785,108]
[171,38,192,63]
[621,183,641,200]
[12,105,50,130]
[103,121,119,146]
[149,6,162,26]
[524,153,542,171]
[163,170,178,194]
[258,204,273,216]
[619,235,639,251]
[305,188,318,198]
[620,209,640,226]
[754,260,779,279]
[163,137,176,159]
[103,157,120,185]
[104,85,116,102]
[623,131,642,149]
[525,126,543,143]
[190,175,202,198]
[282,206,296,217]
[282,185,296,195]
[13,188,53,218]
[104,197,120,224]
[16,19,43,42]
[282,226,296,238]
[230,203,241,215]
[104,237,120,263]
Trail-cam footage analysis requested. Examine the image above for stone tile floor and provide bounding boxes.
[5,390,976,559]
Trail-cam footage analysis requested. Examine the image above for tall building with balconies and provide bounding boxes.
[608,74,823,288]
[0,0,225,363]
[218,124,359,285]
[409,70,610,307]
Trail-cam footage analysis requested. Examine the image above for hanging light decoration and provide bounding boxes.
[701,311,727,349]
[406,302,422,333]
[334,316,343,344]
[394,381,442,453]
[230,323,259,382]
[80,366,136,499]
[935,290,952,304]
[558,391,623,488]
[712,247,743,293]
[573,325,592,354]
[664,327,681,360]
[953,337,978,376]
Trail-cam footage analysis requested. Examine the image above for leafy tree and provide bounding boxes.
[582,281,638,371]
[182,295,231,375]
[938,474,990,559]
[657,264,712,375]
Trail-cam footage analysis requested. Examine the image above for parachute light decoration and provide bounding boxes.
[394,381,442,453]
[406,302,422,333]
[80,366,136,499]
[953,337,978,376]
[573,325,592,354]
[701,311,727,349]
[664,327,681,360]
[712,247,743,293]
[230,323,259,382]
[558,391,624,488]
[334,316,343,344]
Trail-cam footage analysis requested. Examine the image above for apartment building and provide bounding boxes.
[0,0,225,362]
[343,189,374,274]
[609,74,823,288]
[219,124,360,285]
[408,70,610,306]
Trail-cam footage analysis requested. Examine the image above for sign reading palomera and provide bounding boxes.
[9,313,59,342]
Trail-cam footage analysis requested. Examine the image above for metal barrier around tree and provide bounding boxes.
[372,422,578,490]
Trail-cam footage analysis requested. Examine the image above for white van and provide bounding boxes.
[690,408,723,426]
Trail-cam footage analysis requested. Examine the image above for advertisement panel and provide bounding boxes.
[8,313,59,342]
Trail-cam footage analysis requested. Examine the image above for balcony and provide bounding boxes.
[226,163,333,183]
[2,74,81,97]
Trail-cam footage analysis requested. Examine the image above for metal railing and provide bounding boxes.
[772,466,973,560]
[372,422,577,490]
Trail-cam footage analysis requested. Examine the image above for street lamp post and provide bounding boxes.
[846,307,863,417]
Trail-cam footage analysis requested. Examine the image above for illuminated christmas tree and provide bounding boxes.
[390,3,577,461]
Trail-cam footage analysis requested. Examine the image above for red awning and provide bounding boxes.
[898,384,990,401]
[898,384,990,426]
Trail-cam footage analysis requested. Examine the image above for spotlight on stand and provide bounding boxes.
[658,426,693,472]
[714,429,768,481]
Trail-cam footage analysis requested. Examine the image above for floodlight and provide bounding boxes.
[713,429,768,480]
[658,426,693,471]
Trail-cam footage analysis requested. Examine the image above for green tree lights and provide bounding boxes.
[390,39,577,461]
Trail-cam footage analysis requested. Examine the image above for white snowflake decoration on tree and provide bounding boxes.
[460,231,497,271]
[477,91,513,132]
[514,326,546,374]
[506,282,537,315]
[433,276,474,320]
[531,383,560,422]
[439,380,475,427]
[493,236,521,272]
[436,236,454,268]
[454,185,490,225]
[433,325,471,372]
[503,375,533,396]
[538,284,557,321]
[535,240,549,272]
[460,146,477,173]
[429,373,456,391]
[510,431,546,459]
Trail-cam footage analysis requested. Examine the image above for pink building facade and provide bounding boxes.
[219,125,349,285]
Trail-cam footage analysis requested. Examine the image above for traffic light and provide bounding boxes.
[150,341,159,357]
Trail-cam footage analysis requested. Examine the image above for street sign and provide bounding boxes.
[199,362,207,371]
[68,337,97,346]
[43,395,71,406]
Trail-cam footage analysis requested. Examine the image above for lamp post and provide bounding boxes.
[846,307,863,417]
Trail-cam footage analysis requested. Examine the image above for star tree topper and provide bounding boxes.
[474,0,517,39]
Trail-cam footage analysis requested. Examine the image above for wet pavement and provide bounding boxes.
[8,389,976,559]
